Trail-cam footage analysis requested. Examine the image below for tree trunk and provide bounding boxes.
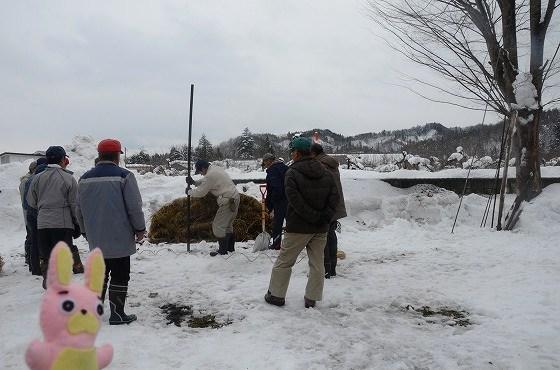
[512,109,543,201]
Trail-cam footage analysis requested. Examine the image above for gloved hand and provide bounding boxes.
[135,230,146,243]
[186,188,194,196]
[185,176,195,186]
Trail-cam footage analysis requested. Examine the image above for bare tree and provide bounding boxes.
[369,0,559,226]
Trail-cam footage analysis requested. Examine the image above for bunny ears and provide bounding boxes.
[47,242,105,295]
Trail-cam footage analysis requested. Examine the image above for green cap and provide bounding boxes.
[289,136,312,152]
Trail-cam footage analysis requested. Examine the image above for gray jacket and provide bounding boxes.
[19,173,32,221]
[76,162,146,259]
[26,165,79,230]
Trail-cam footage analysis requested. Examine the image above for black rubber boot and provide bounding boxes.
[304,297,316,309]
[324,261,331,279]
[226,232,235,252]
[210,238,228,257]
[70,244,84,274]
[109,285,137,325]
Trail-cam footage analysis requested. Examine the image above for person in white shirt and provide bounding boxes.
[187,160,240,256]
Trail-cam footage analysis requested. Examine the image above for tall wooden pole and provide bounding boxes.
[497,112,517,231]
[187,84,194,252]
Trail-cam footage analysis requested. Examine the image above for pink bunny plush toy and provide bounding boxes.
[26,242,113,370]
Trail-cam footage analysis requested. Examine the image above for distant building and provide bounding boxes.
[0,152,45,165]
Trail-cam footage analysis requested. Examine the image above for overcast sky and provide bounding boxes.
[0,0,526,153]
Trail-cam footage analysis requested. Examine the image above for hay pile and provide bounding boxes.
[149,194,272,243]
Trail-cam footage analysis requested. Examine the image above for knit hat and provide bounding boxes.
[289,137,312,152]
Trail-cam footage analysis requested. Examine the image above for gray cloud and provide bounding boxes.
[1,0,504,153]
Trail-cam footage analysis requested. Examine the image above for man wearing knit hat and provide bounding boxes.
[265,136,339,309]
[77,138,146,325]
[27,146,80,288]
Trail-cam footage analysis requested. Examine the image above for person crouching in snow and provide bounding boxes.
[186,160,240,257]
[265,137,339,309]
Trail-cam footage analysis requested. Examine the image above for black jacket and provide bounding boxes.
[284,157,339,234]
[265,161,288,211]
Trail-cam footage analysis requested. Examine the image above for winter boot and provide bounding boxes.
[70,244,84,274]
[40,259,48,290]
[210,238,228,257]
[304,297,316,309]
[264,291,285,307]
[226,232,235,252]
[108,284,137,325]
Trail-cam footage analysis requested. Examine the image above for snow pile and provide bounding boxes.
[406,154,432,171]
[342,179,485,229]
[517,184,560,234]
[462,156,493,169]
[448,146,465,162]
[512,72,539,110]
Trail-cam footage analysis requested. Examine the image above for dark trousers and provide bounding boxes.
[37,228,73,275]
[270,200,287,248]
[24,217,31,263]
[102,256,131,301]
[25,210,41,275]
[324,221,338,276]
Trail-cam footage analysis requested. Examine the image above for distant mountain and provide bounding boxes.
[129,109,560,166]
[216,109,559,160]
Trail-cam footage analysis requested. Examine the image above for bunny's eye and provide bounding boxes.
[96,304,104,316]
[61,299,75,313]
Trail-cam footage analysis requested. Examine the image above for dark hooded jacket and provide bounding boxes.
[314,153,347,220]
[284,157,339,234]
[265,160,288,211]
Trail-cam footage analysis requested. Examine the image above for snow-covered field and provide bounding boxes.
[1,137,559,369]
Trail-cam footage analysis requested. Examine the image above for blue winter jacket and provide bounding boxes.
[76,162,146,259]
[265,161,288,211]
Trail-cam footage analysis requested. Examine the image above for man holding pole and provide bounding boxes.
[187,160,240,257]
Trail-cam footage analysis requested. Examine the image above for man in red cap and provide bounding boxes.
[76,138,146,325]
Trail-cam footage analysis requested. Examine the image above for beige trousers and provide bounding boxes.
[212,194,240,238]
[268,232,327,301]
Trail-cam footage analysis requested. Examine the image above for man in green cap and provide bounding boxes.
[265,136,339,309]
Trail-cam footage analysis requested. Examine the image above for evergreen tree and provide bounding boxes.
[261,135,274,155]
[127,150,151,164]
[237,127,256,159]
[194,134,214,161]
[169,146,182,161]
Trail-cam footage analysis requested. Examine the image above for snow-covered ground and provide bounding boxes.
[1,137,559,369]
